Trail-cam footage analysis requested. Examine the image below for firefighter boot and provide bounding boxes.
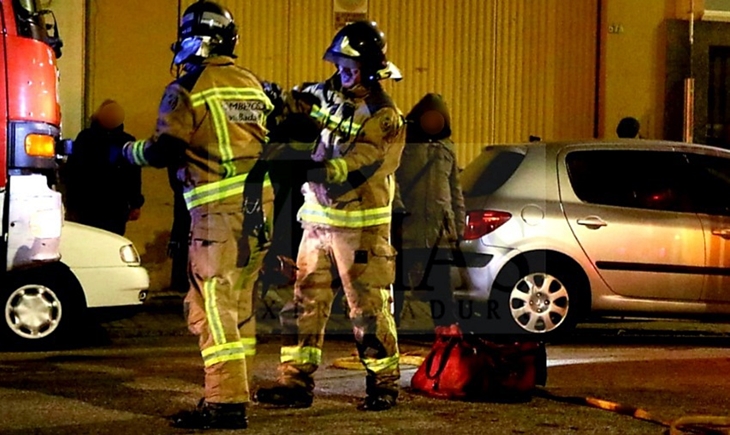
[170,399,248,430]
[359,375,399,412]
[254,385,313,408]
[357,392,397,412]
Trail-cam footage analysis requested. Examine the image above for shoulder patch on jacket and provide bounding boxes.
[379,110,399,136]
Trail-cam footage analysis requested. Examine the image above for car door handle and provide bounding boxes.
[712,228,730,239]
[576,217,608,229]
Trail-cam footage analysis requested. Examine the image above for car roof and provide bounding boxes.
[480,139,730,156]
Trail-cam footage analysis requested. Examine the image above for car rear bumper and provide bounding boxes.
[72,266,149,309]
[452,244,517,301]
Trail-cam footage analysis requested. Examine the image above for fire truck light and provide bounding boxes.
[25,134,55,158]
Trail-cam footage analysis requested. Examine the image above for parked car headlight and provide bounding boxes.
[119,244,141,265]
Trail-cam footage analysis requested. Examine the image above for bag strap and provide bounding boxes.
[424,337,460,380]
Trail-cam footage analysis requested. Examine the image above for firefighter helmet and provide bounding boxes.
[172,1,239,66]
[323,21,402,82]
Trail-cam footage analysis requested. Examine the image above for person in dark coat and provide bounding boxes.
[616,116,641,138]
[63,100,144,235]
[393,93,466,328]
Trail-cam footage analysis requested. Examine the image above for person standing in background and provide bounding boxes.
[393,93,465,328]
[616,116,641,139]
[63,100,144,236]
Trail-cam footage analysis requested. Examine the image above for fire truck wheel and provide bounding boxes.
[1,262,87,351]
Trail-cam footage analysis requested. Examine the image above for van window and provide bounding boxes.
[461,147,526,198]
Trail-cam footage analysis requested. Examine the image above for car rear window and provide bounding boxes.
[565,150,693,213]
[461,147,526,198]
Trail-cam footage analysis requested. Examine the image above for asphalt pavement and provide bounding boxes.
[0,292,729,435]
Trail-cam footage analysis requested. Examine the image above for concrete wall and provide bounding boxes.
[46,0,86,139]
[85,0,601,292]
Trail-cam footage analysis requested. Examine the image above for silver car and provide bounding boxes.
[453,140,730,336]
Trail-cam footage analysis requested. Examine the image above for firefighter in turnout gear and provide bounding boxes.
[255,21,406,412]
[118,1,273,430]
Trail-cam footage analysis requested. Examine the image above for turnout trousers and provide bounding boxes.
[278,223,401,396]
[184,200,272,404]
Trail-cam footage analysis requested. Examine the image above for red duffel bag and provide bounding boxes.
[410,324,545,402]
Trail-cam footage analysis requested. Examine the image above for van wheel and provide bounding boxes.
[489,259,584,338]
[1,263,86,350]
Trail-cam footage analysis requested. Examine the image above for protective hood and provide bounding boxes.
[405,93,452,142]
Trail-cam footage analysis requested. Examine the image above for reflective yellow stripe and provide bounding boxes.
[241,337,256,356]
[203,280,226,346]
[191,87,274,112]
[202,343,246,367]
[361,353,400,373]
[359,289,399,374]
[311,105,362,135]
[289,141,316,152]
[298,203,391,228]
[131,140,148,166]
[206,96,237,178]
[381,288,398,346]
[387,174,396,204]
[183,172,272,210]
[327,158,348,184]
[280,346,322,365]
[190,87,274,180]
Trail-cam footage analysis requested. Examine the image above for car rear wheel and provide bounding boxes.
[488,258,586,337]
[506,272,571,334]
[1,262,86,350]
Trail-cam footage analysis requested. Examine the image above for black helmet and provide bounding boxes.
[172,1,238,66]
[323,21,402,82]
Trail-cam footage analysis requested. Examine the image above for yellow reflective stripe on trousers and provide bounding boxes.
[359,290,400,373]
[183,172,272,210]
[381,288,399,348]
[202,342,245,367]
[203,280,226,346]
[131,140,148,166]
[200,338,257,367]
[361,353,400,373]
[241,337,256,356]
[280,346,322,365]
[298,203,391,228]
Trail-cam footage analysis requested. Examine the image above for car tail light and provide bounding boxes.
[463,210,512,240]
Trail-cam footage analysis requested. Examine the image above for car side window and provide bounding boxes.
[566,150,692,213]
[685,154,730,216]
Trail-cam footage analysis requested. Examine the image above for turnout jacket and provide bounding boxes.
[122,56,273,212]
[290,76,406,229]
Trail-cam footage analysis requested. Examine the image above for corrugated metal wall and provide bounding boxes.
[131,0,598,166]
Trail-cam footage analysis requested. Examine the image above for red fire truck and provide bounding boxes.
[0,0,76,348]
